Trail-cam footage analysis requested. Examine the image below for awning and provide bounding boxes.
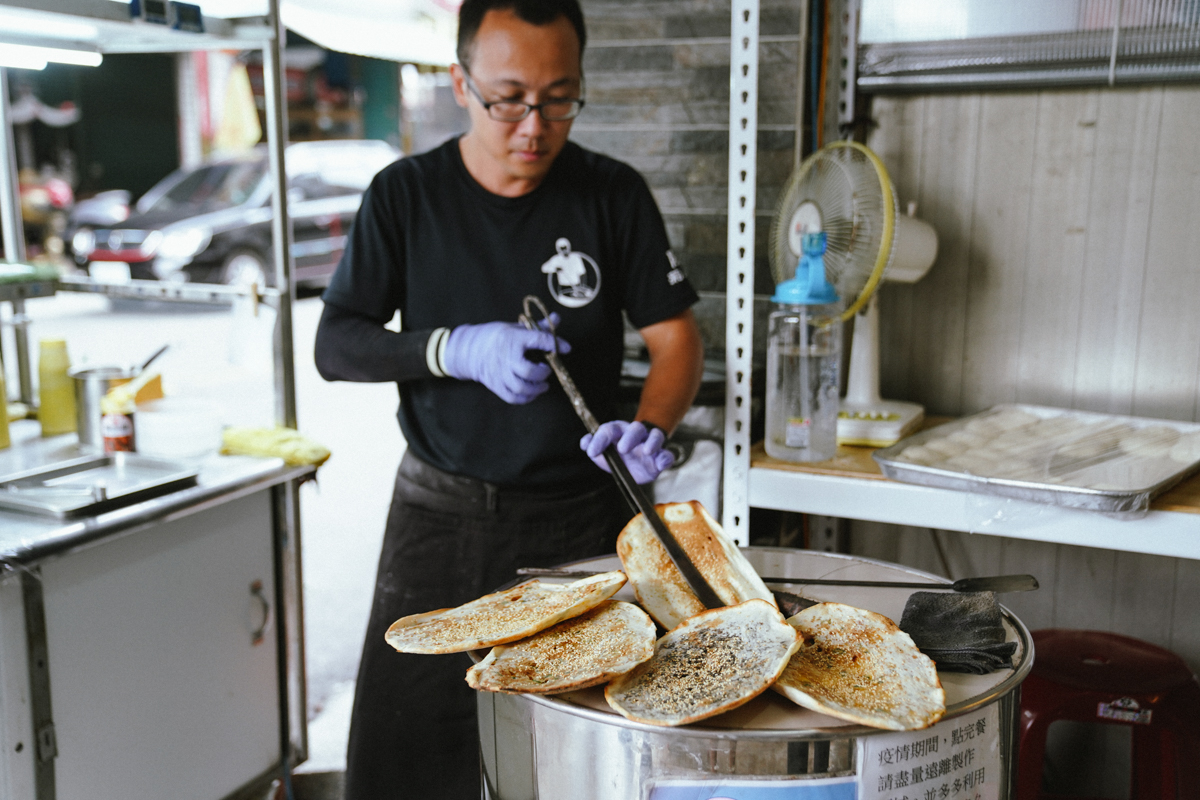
[283,0,459,66]
[199,0,461,66]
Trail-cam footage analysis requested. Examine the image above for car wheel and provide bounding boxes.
[221,249,270,288]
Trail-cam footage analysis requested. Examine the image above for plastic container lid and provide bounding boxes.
[771,232,839,305]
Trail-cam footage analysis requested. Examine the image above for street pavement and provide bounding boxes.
[17,290,404,771]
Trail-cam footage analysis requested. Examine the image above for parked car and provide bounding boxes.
[71,139,401,287]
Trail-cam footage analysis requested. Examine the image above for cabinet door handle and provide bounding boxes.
[250,579,272,646]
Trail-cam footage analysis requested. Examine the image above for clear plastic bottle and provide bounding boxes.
[38,338,77,437]
[765,233,842,462]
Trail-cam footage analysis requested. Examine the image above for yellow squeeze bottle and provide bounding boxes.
[38,338,77,436]
[0,369,10,449]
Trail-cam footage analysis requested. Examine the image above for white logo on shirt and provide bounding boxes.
[541,237,601,308]
[666,249,685,285]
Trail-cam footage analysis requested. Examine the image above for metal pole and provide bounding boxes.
[175,53,204,169]
[795,0,809,168]
[1108,0,1125,87]
[23,570,58,800]
[263,0,297,430]
[837,0,859,136]
[262,4,306,789]
[0,69,25,265]
[723,0,759,544]
[0,66,33,407]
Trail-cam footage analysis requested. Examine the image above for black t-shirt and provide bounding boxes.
[322,137,698,486]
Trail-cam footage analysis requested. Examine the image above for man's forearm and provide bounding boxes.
[314,301,437,383]
[635,309,704,434]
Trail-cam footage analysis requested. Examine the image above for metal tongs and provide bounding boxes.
[518,295,724,609]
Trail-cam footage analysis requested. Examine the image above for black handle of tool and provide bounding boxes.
[765,574,1039,593]
[517,568,1039,594]
[600,446,725,609]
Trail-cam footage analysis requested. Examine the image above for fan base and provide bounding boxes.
[837,400,924,448]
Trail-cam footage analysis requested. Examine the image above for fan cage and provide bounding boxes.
[769,141,898,321]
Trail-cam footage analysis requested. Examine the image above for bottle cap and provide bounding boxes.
[39,338,66,348]
[771,232,839,304]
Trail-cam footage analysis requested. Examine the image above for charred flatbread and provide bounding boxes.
[384,572,626,655]
[617,500,776,630]
[605,599,799,727]
[466,600,655,694]
[774,602,945,731]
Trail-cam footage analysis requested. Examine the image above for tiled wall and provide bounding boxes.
[576,0,805,351]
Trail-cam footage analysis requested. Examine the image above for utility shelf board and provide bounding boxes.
[749,422,1200,562]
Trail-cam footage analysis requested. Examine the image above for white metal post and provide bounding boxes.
[262,0,297,430]
[262,0,308,776]
[174,53,204,170]
[0,67,33,407]
[723,0,759,544]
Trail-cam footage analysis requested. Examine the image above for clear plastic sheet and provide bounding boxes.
[873,405,1200,515]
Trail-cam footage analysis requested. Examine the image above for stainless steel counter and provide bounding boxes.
[0,420,313,568]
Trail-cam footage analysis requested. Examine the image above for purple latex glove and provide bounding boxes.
[580,420,674,484]
[443,318,570,404]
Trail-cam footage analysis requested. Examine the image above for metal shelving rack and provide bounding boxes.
[723,0,1200,562]
[0,1,309,793]
[722,0,759,545]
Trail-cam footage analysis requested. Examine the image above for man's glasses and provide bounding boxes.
[463,71,585,122]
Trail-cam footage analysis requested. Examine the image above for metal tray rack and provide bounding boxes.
[0,453,199,519]
[873,404,1200,513]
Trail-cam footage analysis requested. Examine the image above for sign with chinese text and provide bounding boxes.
[858,705,1002,800]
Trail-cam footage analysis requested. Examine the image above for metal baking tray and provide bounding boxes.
[873,404,1200,513]
[0,453,199,519]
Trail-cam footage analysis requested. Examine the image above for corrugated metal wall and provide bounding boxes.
[863,85,1200,671]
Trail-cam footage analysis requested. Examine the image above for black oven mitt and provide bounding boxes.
[899,591,1017,674]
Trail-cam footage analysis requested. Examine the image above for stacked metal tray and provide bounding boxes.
[0,453,198,519]
[873,404,1200,513]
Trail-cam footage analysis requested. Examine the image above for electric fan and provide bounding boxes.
[768,140,939,447]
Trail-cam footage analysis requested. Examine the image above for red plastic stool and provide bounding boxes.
[1017,629,1200,799]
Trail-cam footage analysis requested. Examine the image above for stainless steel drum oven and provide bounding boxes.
[477,547,1032,800]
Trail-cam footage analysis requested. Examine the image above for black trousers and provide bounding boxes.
[344,452,630,800]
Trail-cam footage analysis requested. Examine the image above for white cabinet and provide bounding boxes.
[0,492,284,800]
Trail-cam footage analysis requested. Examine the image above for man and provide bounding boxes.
[314,0,703,796]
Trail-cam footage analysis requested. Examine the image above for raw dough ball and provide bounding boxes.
[948,430,991,448]
[965,417,1004,437]
[988,430,1044,458]
[1169,433,1200,464]
[898,445,940,466]
[981,440,1022,457]
[992,458,1041,481]
[989,409,1040,432]
[924,437,969,458]
[1034,416,1087,442]
[988,432,1024,451]
[1120,426,1181,458]
[943,454,998,475]
[1056,424,1128,462]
